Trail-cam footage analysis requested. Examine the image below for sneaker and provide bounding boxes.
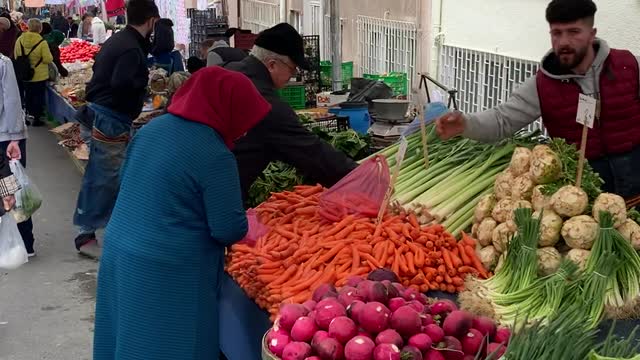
[27,251,36,257]
[78,239,101,259]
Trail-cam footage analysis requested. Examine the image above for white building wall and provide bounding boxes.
[440,0,640,62]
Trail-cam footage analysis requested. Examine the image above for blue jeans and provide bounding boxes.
[74,103,132,236]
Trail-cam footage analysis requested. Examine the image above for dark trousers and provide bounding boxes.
[24,81,47,122]
[0,139,35,253]
[589,145,640,199]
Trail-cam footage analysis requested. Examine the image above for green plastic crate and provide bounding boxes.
[277,84,306,110]
[320,61,353,89]
[363,72,408,97]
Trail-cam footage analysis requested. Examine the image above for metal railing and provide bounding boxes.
[355,15,417,97]
[438,44,544,133]
[240,0,279,34]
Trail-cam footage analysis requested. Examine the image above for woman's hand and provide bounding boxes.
[3,195,15,211]
[6,141,21,160]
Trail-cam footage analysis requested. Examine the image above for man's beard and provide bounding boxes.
[556,45,588,70]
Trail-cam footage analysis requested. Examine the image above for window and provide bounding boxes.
[240,0,279,33]
[290,10,301,32]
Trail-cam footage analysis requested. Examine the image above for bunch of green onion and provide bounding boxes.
[371,125,527,236]
[586,211,640,308]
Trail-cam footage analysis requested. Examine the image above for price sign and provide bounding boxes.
[576,94,597,129]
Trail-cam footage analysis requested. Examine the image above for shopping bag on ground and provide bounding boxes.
[0,214,28,270]
[238,209,270,247]
[9,160,43,223]
[318,155,390,222]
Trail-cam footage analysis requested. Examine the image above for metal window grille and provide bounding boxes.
[240,0,279,34]
[356,16,417,97]
[438,44,545,133]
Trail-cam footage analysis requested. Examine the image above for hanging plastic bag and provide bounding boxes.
[318,155,390,222]
[400,101,449,138]
[0,214,28,270]
[238,209,270,247]
[9,160,43,223]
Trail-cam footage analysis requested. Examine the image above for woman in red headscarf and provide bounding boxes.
[92,67,271,360]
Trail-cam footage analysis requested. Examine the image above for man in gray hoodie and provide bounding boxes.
[436,0,640,199]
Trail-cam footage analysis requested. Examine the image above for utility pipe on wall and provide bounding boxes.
[329,0,342,91]
[280,0,287,23]
[430,0,445,77]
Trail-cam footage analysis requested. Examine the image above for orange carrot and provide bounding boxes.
[458,243,472,266]
[351,245,360,272]
[442,248,455,272]
[464,245,489,278]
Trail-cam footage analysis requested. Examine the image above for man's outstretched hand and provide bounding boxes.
[435,111,466,140]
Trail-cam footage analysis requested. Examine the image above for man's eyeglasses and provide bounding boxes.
[275,58,299,75]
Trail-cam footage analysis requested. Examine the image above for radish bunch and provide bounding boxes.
[267,275,511,360]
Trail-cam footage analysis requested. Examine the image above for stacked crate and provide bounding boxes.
[301,35,321,107]
[188,9,228,57]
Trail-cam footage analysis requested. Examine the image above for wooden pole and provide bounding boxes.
[575,124,589,188]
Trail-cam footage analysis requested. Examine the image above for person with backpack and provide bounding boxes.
[14,18,52,127]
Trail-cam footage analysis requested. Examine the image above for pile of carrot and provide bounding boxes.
[225,184,491,319]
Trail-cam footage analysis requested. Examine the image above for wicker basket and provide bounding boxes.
[261,330,280,360]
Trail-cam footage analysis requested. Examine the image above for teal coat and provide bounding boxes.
[93,114,248,360]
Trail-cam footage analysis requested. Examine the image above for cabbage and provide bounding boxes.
[492,198,514,223]
[477,218,497,247]
[494,170,514,200]
[593,193,627,228]
[492,223,513,253]
[512,174,536,201]
[531,185,551,212]
[551,185,588,217]
[566,248,591,271]
[617,219,640,251]
[533,210,563,247]
[509,147,532,177]
[529,147,562,184]
[537,247,562,276]
[478,246,499,271]
[474,194,497,223]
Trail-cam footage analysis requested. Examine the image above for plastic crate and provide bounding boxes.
[363,72,408,97]
[320,61,353,90]
[277,84,306,110]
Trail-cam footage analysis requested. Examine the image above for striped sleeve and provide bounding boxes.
[0,175,21,197]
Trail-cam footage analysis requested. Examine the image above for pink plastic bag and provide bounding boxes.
[318,155,390,222]
[238,209,269,246]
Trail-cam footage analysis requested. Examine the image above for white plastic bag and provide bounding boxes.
[0,214,28,269]
[9,160,43,223]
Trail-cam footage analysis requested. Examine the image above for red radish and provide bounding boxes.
[423,324,445,343]
[407,333,432,353]
[390,306,422,337]
[312,331,330,350]
[280,304,309,331]
[366,282,389,304]
[401,346,423,360]
[373,343,401,360]
[316,299,347,330]
[407,300,425,313]
[385,283,400,299]
[305,357,322,360]
[316,337,345,360]
[314,284,338,302]
[471,316,497,339]
[375,329,403,348]
[347,276,364,287]
[338,287,365,307]
[357,331,373,339]
[282,341,312,360]
[329,316,358,344]
[424,350,446,360]
[418,294,430,305]
[347,300,366,323]
[358,302,391,334]
[494,327,511,345]
[303,300,318,312]
[463,356,475,360]
[291,317,318,342]
[388,298,407,313]
[421,314,435,326]
[487,342,506,358]
[345,335,376,360]
[356,280,374,294]
[430,300,457,316]
[442,311,473,338]
[309,310,318,323]
[392,282,405,294]
[267,329,291,357]
[461,329,484,355]
[381,280,392,286]
[437,337,464,360]
[403,288,420,301]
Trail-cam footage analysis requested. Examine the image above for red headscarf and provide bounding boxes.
[168,67,271,149]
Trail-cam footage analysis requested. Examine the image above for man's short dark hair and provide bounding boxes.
[546,0,597,25]
[126,0,160,26]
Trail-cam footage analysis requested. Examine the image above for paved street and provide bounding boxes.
[0,126,97,360]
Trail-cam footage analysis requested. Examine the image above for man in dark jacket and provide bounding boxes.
[225,23,357,203]
[73,0,160,257]
[50,11,68,34]
[0,13,18,58]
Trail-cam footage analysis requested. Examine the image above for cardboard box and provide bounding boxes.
[316,91,349,108]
